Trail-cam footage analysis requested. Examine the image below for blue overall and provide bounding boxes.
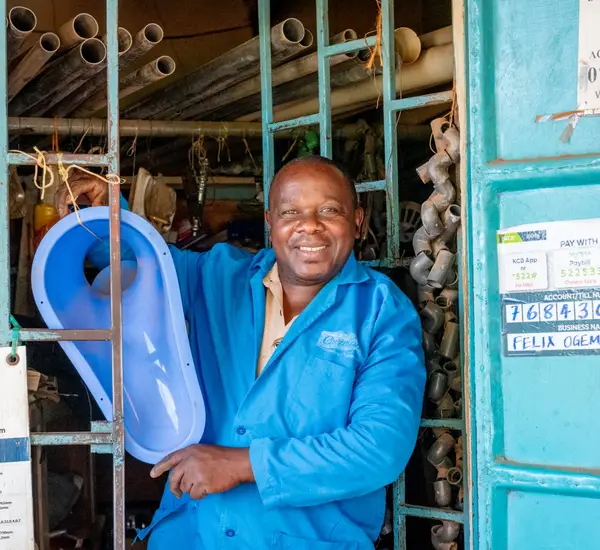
[129,242,426,550]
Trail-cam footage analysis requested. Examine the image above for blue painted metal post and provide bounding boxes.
[259,0,275,246]
[105,0,126,548]
[381,0,400,260]
[316,0,332,158]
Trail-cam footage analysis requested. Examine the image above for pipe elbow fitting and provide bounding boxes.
[443,127,460,163]
[440,287,459,307]
[421,199,444,238]
[428,250,456,289]
[413,225,433,256]
[421,300,445,334]
[427,370,448,403]
[447,466,463,486]
[438,204,462,244]
[437,393,455,418]
[432,521,461,545]
[427,432,456,466]
[433,479,452,507]
[418,283,436,306]
[440,323,460,360]
[422,330,438,357]
[410,251,434,286]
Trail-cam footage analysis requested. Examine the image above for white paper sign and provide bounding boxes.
[577,0,600,109]
[498,219,600,356]
[0,347,34,550]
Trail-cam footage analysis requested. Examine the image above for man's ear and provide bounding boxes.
[354,207,365,239]
[265,210,271,229]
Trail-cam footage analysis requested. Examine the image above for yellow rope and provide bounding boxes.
[242,137,259,173]
[365,0,383,73]
[8,147,123,241]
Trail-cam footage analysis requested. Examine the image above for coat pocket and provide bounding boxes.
[272,532,360,550]
[287,354,356,435]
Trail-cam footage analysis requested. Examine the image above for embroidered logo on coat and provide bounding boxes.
[317,331,359,355]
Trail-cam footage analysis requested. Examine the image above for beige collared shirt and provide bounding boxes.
[256,263,298,377]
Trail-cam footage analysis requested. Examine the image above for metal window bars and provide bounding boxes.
[258,2,466,550]
[0,0,126,548]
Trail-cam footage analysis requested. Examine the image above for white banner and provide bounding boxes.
[0,346,34,550]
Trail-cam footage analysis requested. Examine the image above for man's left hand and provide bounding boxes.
[150,444,254,500]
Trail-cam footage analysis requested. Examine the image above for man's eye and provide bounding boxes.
[281,210,298,216]
[321,207,339,214]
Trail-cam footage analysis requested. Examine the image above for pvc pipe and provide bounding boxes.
[432,238,449,257]
[427,357,442,375]
[445,268,459,290]
[28,39,107,117]
[57,13,99,51]
[420,26,453,49]
[428,250,455,289]
[410,251,434,286]
[331,29,358,44]
[7,6,37,62]
[38,28,131,117]
[437,204,462,244]
[176,40,354,121]
[123,18,306,120]
[421,301,444,335]
[440,323,460,359]
[394,27,421,64]
[444,310,457,324]
[265,43,453,123]
[53,23,164,118]
[73,56,176,117]
[435,295,452,310]
[8,33,60,102]
[9,38,106,116]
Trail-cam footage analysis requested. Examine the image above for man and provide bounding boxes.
[131,155,425,549]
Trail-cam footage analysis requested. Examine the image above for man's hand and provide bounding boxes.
[150,444,254,500]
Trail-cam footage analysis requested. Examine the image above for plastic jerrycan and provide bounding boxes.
[31,206,206,464]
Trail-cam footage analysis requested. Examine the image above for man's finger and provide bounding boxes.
[180,472,193,495]
[169,464,185,499]
[189,483,208,501]
[151,450,183,478]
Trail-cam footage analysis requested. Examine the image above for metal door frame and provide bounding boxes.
[0,0,126,548]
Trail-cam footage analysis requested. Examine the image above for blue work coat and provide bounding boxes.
[130,242,425,550]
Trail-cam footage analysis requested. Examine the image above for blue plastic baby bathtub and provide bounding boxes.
[31,207,206,464]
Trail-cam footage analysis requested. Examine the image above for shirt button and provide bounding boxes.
[225,529,235,537]
[236,426,246,435]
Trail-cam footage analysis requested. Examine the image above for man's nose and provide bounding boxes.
[295,212,324,233]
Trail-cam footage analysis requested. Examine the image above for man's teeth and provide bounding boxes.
[299,246,326,251]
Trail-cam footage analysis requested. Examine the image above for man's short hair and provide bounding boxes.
[270,155,358,210]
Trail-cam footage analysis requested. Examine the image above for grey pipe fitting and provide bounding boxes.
[435,456,453,480]
[433,479,452,507]
[421,301,445,334]
[440,322,460,359]
[442,360,459,386]
[427,432,456,466]
[427,357,442,375]
[440,287,459,307]
[418,284,436,306]
[427,370,448,403]
[437,204,461,244]
[437,393,455,418]
[435,295,452,310]
[432,237,449,258]
[422,331,438,356]
[428,250,456,289]
[421,196,445,238]
[410,252,434,286]
[413,225,433,256]
[431,536,458,550]
[447,467,463,486]
[454,398,462,417]
[432,521,461,543]
[445,268,459,290]
[445,309,457,324]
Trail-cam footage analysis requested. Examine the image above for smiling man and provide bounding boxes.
[134,155,426,550]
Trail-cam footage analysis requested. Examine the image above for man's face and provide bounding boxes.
[266,162,364,286]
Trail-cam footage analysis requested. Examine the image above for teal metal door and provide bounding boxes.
[465,0,600,548]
